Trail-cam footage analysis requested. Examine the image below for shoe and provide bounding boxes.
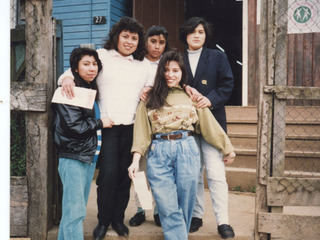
[153,214,161,226]
[129,211,146,226]
[93,223,108,240]
[217,224,235,239]
[189,217,203,233]
[112,222,129,236]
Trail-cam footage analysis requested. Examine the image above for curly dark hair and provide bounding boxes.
[103,17,146,61]
[146,49,187,110]
[146,25,170,53]
[179,17,212,48]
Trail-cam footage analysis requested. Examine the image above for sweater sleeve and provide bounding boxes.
[131,101,153,155]
[195,107,234,155]
[57,68,74,86]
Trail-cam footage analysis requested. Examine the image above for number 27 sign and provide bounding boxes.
[93,16,106,25]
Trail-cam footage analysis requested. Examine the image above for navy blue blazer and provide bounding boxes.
[183,47,234,132]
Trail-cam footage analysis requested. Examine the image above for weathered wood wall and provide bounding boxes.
[24,0,54,239]
[247,0,259,106]
[10,177,28,237]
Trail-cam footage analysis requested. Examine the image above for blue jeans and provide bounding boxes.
[58,158,96,240]
[147,131,200,240]
[193,134,229,225]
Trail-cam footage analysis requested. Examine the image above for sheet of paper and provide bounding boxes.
[52,87,97,109]
[132,171,153,210]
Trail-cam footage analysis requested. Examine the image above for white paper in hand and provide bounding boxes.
[52,87,97,109]
[132,171,153,210]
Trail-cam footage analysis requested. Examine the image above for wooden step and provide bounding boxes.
[227,123,257,135]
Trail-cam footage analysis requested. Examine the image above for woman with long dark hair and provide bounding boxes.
[128,50,235,240]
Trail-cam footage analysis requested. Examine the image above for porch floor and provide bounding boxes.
[47,182,255,240]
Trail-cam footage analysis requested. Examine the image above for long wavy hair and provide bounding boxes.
[146,49,187,110]
[103,17,146,61]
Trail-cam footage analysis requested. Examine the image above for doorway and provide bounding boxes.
[185,0,243,106]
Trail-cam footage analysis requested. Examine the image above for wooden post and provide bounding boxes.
[255,0,273,239]
[24,0,54,239]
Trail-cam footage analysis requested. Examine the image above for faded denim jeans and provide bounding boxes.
[58,158,96,240]
[147,131,200,240]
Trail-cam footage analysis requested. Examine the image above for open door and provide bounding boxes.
[133,0,242,105]
[133,0,185,51]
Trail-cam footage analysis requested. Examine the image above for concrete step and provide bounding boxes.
[230,151,257,169]
[47,184,255,240]
[226,167,256,192]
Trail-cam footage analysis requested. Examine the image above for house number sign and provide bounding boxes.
[93,16,106,24]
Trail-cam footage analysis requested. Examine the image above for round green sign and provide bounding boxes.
[293,6,312,23]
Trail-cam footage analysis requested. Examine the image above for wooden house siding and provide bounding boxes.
[287,33,320,87]
[110,0,132,25]
[52,0,131,71]
[52,0,110,70]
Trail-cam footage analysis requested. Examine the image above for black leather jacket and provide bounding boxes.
[52,81,103,164]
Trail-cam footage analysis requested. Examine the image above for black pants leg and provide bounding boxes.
[96,124,133,226]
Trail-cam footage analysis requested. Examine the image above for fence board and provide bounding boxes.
[264,86,320,100]
[258,213,320,240]
[10,82,47,111]
[267,177,320,206]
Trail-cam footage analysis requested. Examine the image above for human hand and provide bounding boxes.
[61,77,75,99]
[140,87,152,102]
[223,152,236,165]
[101,117,115,128]
[128,152,141,179]
[185,85,201,102]
[128,161,140,179]
[196,95,212,108]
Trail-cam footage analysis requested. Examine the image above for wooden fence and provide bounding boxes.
[255,1,320,239]
[10,0,55,239]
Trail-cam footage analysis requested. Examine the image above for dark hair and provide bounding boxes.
[179,17,212,47]
[69,47,102,98]
[103,17,146,61]
[146,49,187,110]
[146,25,170,53]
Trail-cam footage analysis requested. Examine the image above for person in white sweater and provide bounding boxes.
[57,17,150,239]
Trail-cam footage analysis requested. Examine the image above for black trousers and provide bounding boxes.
[96,124,133,226]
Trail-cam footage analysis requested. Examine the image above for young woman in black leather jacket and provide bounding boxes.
[52,47,110,240]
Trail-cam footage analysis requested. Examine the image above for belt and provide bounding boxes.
[154,132,192,140]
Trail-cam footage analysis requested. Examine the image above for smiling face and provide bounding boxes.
[117,30,139,56]
[146,34,166,62]
[76,55,98,83]
[186,24,206,51]
[164,61,182,88]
